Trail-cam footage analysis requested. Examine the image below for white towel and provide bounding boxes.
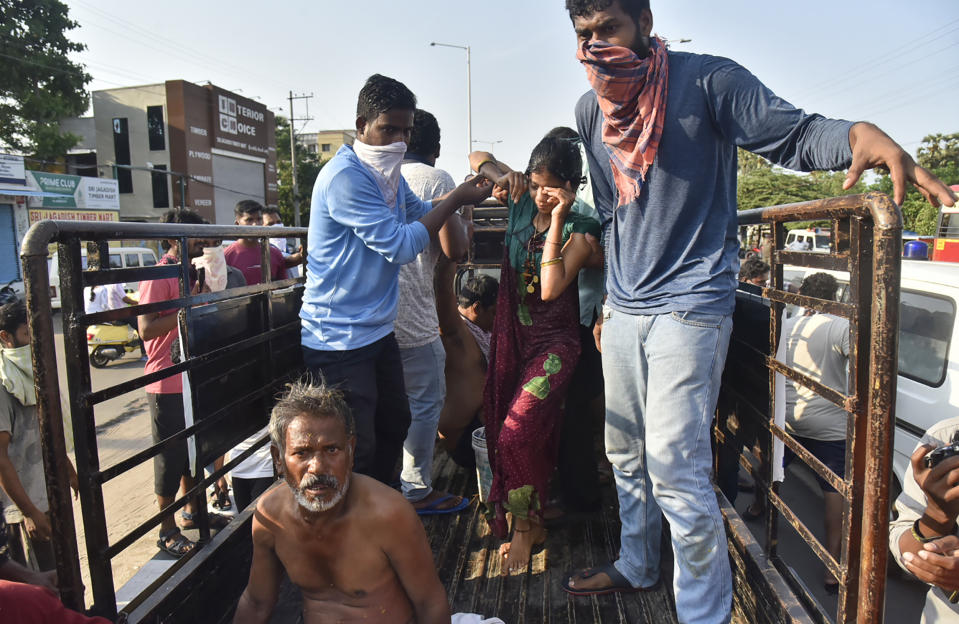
[451,614,506,624]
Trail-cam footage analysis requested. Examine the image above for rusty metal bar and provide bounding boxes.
[19,219,306,617]
[727,192,900,624]
[857,195,901,622]
[20,240,85,610]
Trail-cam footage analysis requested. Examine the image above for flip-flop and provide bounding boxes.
[562,562,659,597]
[414,493,470,516]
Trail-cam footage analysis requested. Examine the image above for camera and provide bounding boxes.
[923,431,959,469]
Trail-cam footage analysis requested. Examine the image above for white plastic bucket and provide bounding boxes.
[472,426,493,503]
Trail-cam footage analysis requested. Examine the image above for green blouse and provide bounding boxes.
[505,192,601,273]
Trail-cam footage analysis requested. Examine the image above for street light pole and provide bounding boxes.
[472,139,502,153]
[430,42,472,163]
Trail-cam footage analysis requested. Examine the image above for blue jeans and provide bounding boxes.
[399,339,446,502]
[603,309,733,624]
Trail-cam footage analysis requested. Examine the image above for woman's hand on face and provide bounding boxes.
[495,171,528,204]
[544,187,575,219]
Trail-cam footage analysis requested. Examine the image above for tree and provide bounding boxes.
[0,0,90,160]
[275,116,325,227]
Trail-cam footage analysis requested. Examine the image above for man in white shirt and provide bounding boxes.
[889,416,959,622]
[780,272,849,594]
[395,109,470,514]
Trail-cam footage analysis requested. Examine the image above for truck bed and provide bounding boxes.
[269,446,680,623]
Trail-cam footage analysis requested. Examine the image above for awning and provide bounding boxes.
[0,187,74,199]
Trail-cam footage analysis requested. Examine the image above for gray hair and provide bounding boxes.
[269,377,354,455]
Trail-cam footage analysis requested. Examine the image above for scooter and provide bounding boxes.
[87,323,142,368]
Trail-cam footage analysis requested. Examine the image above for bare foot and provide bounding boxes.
[499,521,546,573]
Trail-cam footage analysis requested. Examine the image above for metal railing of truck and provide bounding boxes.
[20,220,307,620]
[716,192,900,624]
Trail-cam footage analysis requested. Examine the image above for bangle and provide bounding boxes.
[541,256,563,267]
[545,241,563,246]
[913,519,946,544]
[475,159,494,173]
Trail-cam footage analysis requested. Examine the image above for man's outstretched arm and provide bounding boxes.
[844,122,957,208]
[233,511,282,624]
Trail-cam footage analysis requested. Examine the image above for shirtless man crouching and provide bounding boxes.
[232,380,450,624]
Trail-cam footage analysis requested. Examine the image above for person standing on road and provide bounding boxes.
[890,416,959,622]
[0,296,78,571]
[300,74,491,485]
[561,1,957,621]
[395,108,470,515]
[780,272,849,594]
[224,200,289,286]
[138,208,228,558]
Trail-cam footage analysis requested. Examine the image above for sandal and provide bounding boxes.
[157,529,196,558]
[180,510,231,530]
[563,562,660,597]
[211,484,232,511]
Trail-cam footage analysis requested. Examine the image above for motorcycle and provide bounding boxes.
[87,322,142,368]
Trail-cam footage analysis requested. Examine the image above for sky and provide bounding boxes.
[61,0,959,181]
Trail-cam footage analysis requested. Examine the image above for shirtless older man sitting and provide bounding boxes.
[233,380,450,624]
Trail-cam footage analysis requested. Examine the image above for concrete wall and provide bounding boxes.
[93,85,171,221]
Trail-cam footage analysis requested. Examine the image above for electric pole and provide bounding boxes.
[287,91,314,228]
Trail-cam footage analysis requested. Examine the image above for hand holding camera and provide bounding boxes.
[912,431,959,532]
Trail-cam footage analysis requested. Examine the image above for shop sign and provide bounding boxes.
[28,209,119,224]
[29,171,80,208]
[0,154,26,185]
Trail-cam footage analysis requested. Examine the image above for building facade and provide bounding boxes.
[91,81,277,224]
[314,129,355,158]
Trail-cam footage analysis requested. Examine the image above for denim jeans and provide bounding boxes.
[399,338,446,502]
[603,308,733,624]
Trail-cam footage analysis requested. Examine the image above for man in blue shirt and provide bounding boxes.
[560,1,957,622]
[301,74,490,485]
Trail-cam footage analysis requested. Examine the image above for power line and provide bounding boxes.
[796,16,959,101]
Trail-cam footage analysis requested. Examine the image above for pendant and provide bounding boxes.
[533,276,539,283]
[527,284,535,293]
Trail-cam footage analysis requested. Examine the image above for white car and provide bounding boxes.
[50,246,158,309]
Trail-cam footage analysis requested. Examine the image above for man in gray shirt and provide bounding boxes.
[396,109,470,514]
[0,297,77,571]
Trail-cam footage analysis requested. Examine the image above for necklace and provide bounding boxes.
[521,219,549,295]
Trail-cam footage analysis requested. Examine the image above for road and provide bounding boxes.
[51,313,192,606]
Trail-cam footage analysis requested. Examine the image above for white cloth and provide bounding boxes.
[0,345,35,407]
[105,283,128,310]
[889,416,959,623]
[193,246,229,292]
[229,427,274,479]
[83,286,110,314]
[352,139,407,206]
[781,314,850,441]
[451,614,506,624]
[269,222,289,254]
[393,161,455,349]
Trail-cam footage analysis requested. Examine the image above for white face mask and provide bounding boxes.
[352,139,407,207]
[0,344,36,406]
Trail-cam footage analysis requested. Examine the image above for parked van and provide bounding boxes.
[784,228,831,252]
[782,260,959,495]
[50,246,158,309]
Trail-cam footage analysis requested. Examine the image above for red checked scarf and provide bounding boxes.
[577,36,669,206]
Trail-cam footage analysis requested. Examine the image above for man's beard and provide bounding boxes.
[288,471,350,513]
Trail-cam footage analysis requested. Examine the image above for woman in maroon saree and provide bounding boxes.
[474,134,601,572]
